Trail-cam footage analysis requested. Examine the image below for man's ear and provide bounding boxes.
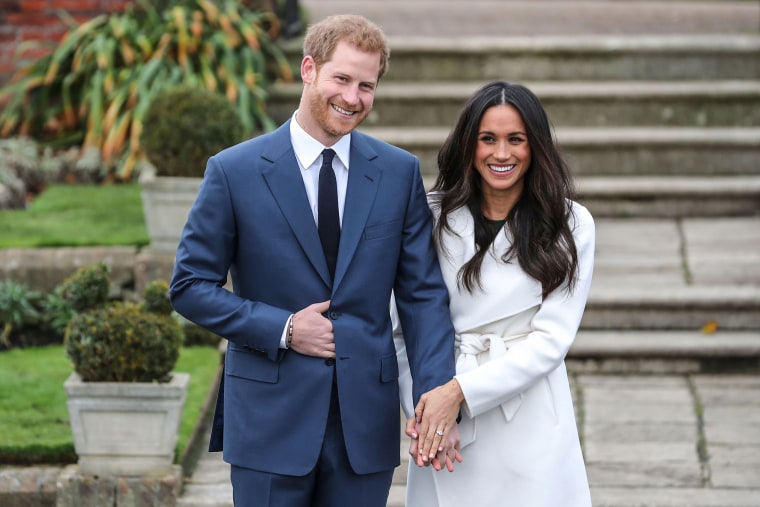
[301,56,317,84]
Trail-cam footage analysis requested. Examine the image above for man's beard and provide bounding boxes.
[308,89,368,138]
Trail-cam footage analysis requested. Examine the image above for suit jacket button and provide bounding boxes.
[325,358,335,366]
[329,311,340,320]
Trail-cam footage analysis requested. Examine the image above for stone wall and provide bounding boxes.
[0,464,183,507]
[0,0,130,86]
[0,246,176,296]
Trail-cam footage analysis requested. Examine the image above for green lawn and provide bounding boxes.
[0,184,149,248]
[0,345,220,465]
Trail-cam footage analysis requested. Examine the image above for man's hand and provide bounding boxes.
[289,300,335,358]
[414,379,464,463]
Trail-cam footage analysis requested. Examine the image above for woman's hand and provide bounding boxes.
[406,416,463,472]
[413,379,464,465]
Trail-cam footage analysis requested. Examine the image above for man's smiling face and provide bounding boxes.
[298,40,380,146]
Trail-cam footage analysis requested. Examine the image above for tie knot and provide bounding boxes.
[321,148,335,168]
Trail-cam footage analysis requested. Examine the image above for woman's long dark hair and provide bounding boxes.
[432,81,578,298]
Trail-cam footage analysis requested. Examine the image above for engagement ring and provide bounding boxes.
[436,430,444,436]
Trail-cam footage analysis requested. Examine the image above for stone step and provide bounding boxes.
[360,126,760,177]
[279,35,760,82]
[302,0,759,37]
[270,80,760,128]
[583,286,760,331]
[419,175,760,218]
[569,330,760,373]
[575,176,760,218]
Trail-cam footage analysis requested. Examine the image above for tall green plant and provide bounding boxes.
[0,281,41,346]
[0,0,294,181]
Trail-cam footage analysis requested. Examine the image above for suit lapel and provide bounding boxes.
[333,134,380,293]
[262,122,332,288]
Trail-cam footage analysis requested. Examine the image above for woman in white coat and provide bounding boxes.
[395,81,595,506]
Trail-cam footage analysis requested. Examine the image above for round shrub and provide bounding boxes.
[140,85,247,177]
[142,279,173,316]
[182,321,223,347]
[59,263,110,313]
[65,302,183,382]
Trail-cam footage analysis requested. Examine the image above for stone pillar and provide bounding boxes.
[134,248,177,296]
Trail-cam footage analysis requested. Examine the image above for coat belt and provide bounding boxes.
[455,332,529,447]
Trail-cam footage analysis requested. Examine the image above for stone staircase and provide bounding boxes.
[270,36,760,217]
[328,28,760,506]
[269,11,760,374]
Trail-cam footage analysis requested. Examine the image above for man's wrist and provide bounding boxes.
[286,314,294,348]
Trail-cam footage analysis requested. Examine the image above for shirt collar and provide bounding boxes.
[290,111,351,170]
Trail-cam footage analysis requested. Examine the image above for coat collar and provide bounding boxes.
[436,205,543,330]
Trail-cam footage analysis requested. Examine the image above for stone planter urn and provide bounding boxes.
[64,372,190,477]
[139,171,201,254]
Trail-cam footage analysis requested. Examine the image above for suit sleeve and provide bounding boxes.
[391,294,416,419]
[392,160,457,405]
[169,156,290,362]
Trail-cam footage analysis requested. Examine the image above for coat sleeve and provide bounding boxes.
[455,203,596,418]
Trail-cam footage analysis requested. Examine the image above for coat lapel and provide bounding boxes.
[261,122,332,288]
[332,134,380,293]
[441,206,543,331]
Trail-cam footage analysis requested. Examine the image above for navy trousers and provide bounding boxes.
[230,382,394,507]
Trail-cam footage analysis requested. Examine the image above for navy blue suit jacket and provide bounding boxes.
[170,121,455,476]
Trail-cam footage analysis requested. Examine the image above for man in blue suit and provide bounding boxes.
[170,14,459,507]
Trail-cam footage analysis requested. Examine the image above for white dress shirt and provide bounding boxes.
[289,111,351,226]
[280,112,351,347]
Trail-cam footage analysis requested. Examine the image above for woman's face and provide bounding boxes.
[473,104,531,207]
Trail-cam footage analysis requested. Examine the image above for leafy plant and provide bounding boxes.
[140,84,246,177]
[41,288,74,337]
[176,314,223,347]
[0,0,294,181]
[59,262,110,313]
[65,302,183,382]
[142,279,174,315]
[63,265,183,382]
[0,280,41,346]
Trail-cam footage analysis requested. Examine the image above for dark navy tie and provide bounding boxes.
[318,148,339,279]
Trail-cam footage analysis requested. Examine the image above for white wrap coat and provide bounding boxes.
[395,200,595,507]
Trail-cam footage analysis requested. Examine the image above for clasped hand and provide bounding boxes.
[406,379,464,472]
[289,300,336,358]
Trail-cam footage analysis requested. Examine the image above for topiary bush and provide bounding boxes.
[142,279,174,315]
[59,262,110,313]
[65,302,183,382]
[62,264,183,382]
[182,320,223,347]
[140,85,246,177]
